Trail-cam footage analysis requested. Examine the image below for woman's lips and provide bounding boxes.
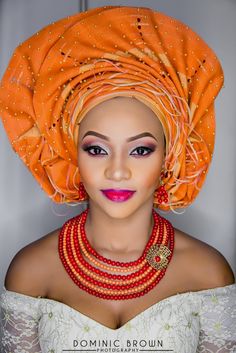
[101,189,136,202]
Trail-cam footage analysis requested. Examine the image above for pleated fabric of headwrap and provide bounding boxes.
[0,5,224,211]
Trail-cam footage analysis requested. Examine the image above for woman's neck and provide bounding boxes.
[84,201,155,255]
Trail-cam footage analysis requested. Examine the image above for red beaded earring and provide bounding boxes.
[78,182,88,200]
[154,171,169,205]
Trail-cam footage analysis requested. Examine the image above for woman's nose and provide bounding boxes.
[104,156,131,181]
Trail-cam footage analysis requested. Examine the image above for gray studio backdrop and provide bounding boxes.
[0,0,235,291]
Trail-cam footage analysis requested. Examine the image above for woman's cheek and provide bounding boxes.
[137,159,163,189]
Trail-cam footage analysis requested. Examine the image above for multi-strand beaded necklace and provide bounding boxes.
[58,207,174,300]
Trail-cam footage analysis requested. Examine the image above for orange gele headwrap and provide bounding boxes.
[0,6,224,211]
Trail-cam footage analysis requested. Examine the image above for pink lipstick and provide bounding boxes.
[101,189,136,202]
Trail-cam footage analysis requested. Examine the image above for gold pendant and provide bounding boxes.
[145,244,171,270]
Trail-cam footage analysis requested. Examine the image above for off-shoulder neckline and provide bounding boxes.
[1,283,235,332]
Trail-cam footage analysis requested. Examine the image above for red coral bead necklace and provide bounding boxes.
[58,207,175,300]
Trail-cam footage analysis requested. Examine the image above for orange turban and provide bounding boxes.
[0,5,224,211]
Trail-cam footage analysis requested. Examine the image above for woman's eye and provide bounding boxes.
[131,146,154,156]
[83,146,107,155]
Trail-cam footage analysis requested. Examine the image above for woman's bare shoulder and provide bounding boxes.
[4,228,60,298]
[174,227,235,289]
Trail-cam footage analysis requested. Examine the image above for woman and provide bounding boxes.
[0,5,235,353]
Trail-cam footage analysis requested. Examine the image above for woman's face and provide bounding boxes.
[77,96,165,218]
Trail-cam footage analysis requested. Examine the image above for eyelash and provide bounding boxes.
[82,145,155,157]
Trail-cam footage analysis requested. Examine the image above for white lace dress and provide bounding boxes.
[0,283,235,353]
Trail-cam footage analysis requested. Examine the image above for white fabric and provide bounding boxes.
[0,283,235,353]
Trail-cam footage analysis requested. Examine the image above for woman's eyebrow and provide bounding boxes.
[82,131,158,142]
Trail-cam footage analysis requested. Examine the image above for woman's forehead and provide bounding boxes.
[79,96,164,133]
